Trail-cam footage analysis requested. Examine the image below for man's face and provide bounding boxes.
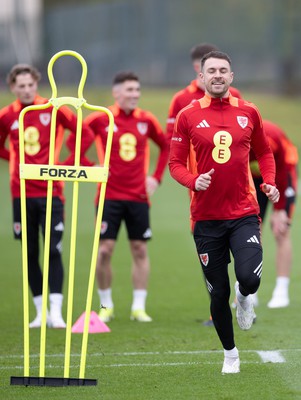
[200,57,233,98]
[112,80,140,113]
[10,73,38,105]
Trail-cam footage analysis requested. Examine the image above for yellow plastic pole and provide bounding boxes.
[18,109,30,378]
[78,105,114,379]
[18,49,114,384]
[39,104,57,377]
[19,101,52,377]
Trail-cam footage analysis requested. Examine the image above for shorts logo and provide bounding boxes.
[143,228,152,239]
[14,222,21,235]
[237,116,248,129]
[199,253,209,266]
[54,222,64,231]
[101,221,108,234]
[285,186,295,198]
[39,113,51,126]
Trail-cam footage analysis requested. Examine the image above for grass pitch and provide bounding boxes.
[0,87,301,399]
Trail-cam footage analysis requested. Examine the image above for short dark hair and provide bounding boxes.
[7,64,41,86]
[190,43,219,61]
[113,71,139,85]
[201,51,232,69]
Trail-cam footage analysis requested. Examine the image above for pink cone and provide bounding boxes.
[72,311,111,333]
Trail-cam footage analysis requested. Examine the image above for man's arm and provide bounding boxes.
[166,93,183,143]
[147,113,169,186]
[250,108,276,187]
[261,183,280,203]
[168,111,198,190]
[0,115,10,161]
[0,135,9,161]
[273,133,297,212]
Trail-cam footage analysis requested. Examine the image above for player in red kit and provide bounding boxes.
[167,43,243,327]
[169,51,279,374]
[85,71,168,322]
[0,64,94,328]
[166,43,242,143]
[250,120,298,308]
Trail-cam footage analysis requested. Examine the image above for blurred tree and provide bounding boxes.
[278,0,301,95]
[44,0,111,5]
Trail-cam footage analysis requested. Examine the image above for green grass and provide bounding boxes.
[0,87,301,399]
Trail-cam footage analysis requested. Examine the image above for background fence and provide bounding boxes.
[0,0,301,94]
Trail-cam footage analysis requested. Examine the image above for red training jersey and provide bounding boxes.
[169,93,276,221]
[85,104,169,203]
[0,129,9,160]
[166,79,242,141]
[250,119,298,212]
[0,95,94,200]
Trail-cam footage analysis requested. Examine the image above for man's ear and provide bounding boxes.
[112,85,119,100]
[10,84,16,95]
[193,60,201,74]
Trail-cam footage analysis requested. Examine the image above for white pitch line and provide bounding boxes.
[257,351,285,363]
[1,348,301,360]
[1,348,300,371]
[0,360,264,371]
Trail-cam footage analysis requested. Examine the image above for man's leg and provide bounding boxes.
[96,239,116,322]
[230,216,261,330]
[42,197,65,328]
[96,200,122,322]
[125,201,152,322]
[202,259,240,374]
[13,198,47,328]
[268,227,292,308]
[204,264,235,349]
[193,220,239,373]
[129,240,152,322]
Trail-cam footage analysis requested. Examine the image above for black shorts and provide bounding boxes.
[13,196,64,240]
[99,200,152,241]
[253,176,269,220]
[193,215,261,270]
[253,174,297,221]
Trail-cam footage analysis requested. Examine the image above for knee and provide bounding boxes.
[210,282,231,305]
[98,240,114,263]
[27,244,39,263]
[130,241,148,260]
[243,274,260,294]
[235,247,262,294]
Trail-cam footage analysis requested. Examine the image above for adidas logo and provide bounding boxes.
[143,228,152,239]
[196,120,210,128]
[54,221,64,231]
[285,186,295,198]
[247,235,259,244]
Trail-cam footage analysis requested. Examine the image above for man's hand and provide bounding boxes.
[195,168,215,191]
[146,176,159,196]
[262,183,280,203]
